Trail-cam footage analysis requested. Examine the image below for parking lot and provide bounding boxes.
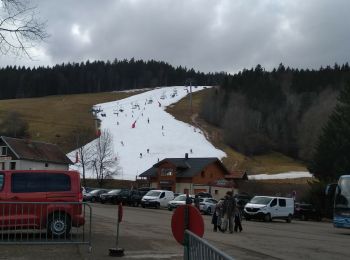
[1,203,350,259]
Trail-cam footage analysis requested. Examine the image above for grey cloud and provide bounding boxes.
[1,0,350,73]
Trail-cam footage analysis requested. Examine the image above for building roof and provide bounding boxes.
[1,136,73,165]
[225,171,248,180]
[139,157,229,178]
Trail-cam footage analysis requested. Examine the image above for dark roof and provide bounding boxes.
[139,157,229,178]
[1,136,72,165]
[225,171,248,180]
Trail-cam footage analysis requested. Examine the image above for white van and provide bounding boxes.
[141,190,174,209]
[244,196,294,222]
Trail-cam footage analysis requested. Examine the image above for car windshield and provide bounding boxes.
[339,177,350,196]
[146,191,161,196]
[173,195,186,201]
[250,197,272,205]
[89,189,102,194]
[107,189,121,194]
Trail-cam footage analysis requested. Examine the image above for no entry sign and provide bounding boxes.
[171,205,204,245]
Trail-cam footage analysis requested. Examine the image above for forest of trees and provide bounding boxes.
[0,59,225,100]
[200,63,350,165]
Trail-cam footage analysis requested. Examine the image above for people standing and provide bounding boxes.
[234,207,243,232]
[185,193,192,205]
[221,191,236,233]
[212,198,224,232]
[194,195,200,210]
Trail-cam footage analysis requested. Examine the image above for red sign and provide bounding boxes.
[171,205,204,245]
[118,203,123,223]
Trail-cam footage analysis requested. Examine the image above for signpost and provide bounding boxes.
[109,203,124,257]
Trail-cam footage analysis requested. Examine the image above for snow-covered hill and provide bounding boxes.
[68,85,312,181]
[68,86,226,180]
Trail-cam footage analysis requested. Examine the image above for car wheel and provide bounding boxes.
[168,207,172,211]
[300,214,305,221]
[155,203,160,209]
[245,216,250,221]
[91,197,96,203]
[286,214,292,223]
[142,204,145,208]
[47,213,71,237]
[101,200,105,204]
[264,213,271,222]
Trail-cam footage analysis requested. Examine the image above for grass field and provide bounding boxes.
[0,88,308,178]
[0,91,141,152]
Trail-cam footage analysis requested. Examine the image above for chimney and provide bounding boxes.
[185,153,188,160]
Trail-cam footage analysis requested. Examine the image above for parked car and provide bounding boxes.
[199,198,218,215]
[294,203,321,221]
[168,194,193,211]
[127,190,143,206]
[84,189,109,202]
[234,193,252,212]
[138,187,155,197]
[197,192,212,198]
[99,189,123,204]
[141,190,174,208]
[173,192,184,198]
[84,187,96,193]
[0,170,84,237]
[244,196,294,222]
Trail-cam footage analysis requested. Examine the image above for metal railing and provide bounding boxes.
[0,202,91,249]
[184,230,234,260]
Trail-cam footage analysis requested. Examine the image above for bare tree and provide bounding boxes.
[297,89,338,161]
[0,0,48,58]
[90,130,119,187]
[71,126,95,187]
[0,110,29,138]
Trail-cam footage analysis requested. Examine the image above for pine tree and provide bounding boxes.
[308,82,350,181]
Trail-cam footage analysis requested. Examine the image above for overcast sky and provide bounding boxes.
[1,0,350,73]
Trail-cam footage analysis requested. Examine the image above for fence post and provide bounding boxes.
[183,230,190,260]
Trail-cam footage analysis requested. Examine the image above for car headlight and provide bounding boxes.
[260,206,267,211]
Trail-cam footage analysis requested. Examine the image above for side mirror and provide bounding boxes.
[325,183,337,196]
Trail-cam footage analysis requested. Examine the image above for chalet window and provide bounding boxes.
[201,171,205,178]
[215,190,218,195]
[0,174,3,191]
[161,168,173,176]
[10,162,16,170]
[1,147,7,156]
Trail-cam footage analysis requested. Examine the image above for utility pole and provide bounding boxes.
[189,81,193,114]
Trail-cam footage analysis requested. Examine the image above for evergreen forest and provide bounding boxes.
[200,63,350,176]
[0,59,225,99]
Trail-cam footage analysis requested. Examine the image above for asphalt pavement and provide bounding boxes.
[1,204,350,260]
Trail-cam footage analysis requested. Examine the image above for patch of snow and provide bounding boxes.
[248,171,313,180]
